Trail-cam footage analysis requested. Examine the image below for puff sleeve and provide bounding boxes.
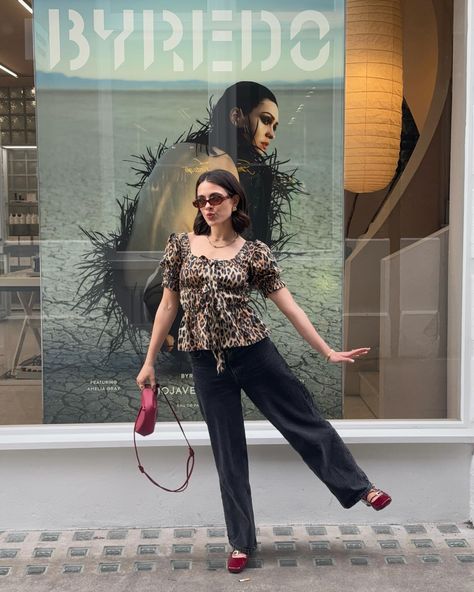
[249,241,286,297]
[159,233,182,292]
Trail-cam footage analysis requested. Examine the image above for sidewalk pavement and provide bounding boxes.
[0,522,473,591]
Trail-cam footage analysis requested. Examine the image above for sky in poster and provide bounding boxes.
[34,0,344,86]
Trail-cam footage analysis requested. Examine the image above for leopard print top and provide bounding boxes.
[160,232,286,373]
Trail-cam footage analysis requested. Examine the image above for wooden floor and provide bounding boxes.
[343,394,377,419]
[0,316,42,425]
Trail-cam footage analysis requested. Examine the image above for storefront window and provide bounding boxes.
[31,0,346,423]
[0,0,463,428]
[343,0,456,419]
[0,0,40,425]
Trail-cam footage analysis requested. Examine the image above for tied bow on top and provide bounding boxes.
[199,267,243,374]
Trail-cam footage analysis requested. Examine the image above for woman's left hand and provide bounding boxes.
[327,347,370,364]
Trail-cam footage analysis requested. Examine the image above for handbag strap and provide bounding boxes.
[133,388,195,493]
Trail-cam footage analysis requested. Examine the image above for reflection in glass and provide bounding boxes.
[10,89,24,99]
[10,101,25,115]
[343,0,454,420]
[0,146,41,424]
[26,116,35,130]
[12,161,26,175]
[12,131,26,144]
[10,175,27,191]
[10,116,25,130]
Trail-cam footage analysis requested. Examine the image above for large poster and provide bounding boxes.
[34,0,345,423]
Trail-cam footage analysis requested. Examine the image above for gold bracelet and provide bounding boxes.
[325,348,334,362]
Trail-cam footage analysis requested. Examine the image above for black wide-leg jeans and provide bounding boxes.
[189,337,373,555]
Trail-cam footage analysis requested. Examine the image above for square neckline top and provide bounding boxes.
[160,232,286,373]
[183,232,249,262]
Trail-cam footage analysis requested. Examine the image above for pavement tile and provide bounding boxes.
[72,531,94,542]
[273,527,294,536]
[6,533,28,543]
[314,556,334,566]
[372,525,394,535]
[385,555,407,565]
[438,524,461,534]
[174,528,195,538]
[170,559,192,570]
[278,558,298,567]
[39,533,61,542]
[306,526,327,535]
[207,558,226,570]
[68,547,89,558]
[173,544,193,554]
[207,528,225,538]
[106,530,128,540]
[0,549,19,559]
[140,529,160,540]
[404,524,427,534]
[62,564,83,574]
[339,525,360,535]
[133,561,157,572]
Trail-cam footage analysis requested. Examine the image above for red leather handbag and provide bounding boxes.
[133,383,195,492]
[134,384,158,436]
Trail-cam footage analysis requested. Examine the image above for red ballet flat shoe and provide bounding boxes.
[227,550,249,573]
[361,486,392,511]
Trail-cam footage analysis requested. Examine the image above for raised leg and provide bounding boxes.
[232,339,372,508]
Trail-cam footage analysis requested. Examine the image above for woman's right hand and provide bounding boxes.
[136,363,157,390]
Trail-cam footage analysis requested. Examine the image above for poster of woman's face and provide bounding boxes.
[34,0,345,423]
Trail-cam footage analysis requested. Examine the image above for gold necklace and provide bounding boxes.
[207,232,239,249]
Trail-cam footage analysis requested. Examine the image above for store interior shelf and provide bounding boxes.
[8,224,39,237]
[9,201,38,205]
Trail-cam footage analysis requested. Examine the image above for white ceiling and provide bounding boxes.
[0,0,34,81]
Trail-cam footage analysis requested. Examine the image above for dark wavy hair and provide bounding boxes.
[193,169,251,235]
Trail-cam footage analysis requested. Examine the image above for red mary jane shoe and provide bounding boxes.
[362,486,392,511]
[227,550,249,573]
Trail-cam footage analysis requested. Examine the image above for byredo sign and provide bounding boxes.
[47,9,331,72]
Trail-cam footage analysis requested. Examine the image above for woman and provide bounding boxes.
[135,169,391,574]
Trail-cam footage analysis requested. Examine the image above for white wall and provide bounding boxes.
[0,443,471,529]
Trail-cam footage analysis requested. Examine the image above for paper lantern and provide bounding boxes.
[344,0,403,193]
